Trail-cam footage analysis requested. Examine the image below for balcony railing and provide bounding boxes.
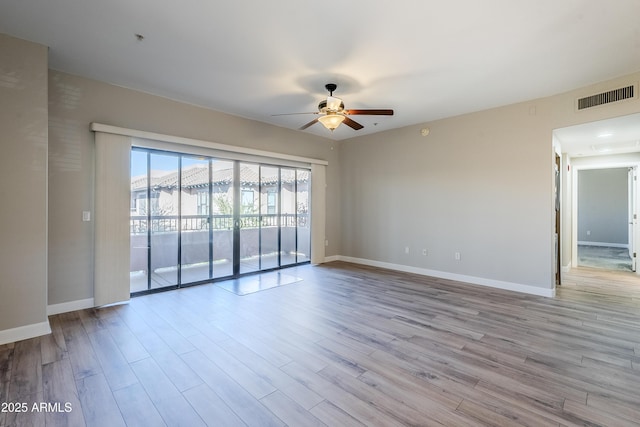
[130,213,308,234]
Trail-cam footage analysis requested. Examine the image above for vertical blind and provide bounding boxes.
[94,132,132,306]
[310,163,326,264]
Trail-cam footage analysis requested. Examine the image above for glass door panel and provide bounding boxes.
[296,169,311,263]
[180,156,211,283]
[211,160,235,278]
[280,168,297,266]
[260,166,280,270]
[239,163,260,274]
[149,153,179,289]
[130,149,149,292]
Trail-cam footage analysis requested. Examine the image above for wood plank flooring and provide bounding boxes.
[2,261,640,426]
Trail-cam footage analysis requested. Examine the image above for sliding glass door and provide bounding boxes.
[259,165,280,270]
[296,169,311,263]
[180,155,211,284]
[281,168,297,267]
[130,148,311,294]
[150,153,180,290]
[239,163,260,274]
[130,150,149,293]
[211,160,235,278]
[281,168,311,265]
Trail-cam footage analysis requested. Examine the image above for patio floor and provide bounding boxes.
[130,253,308,293]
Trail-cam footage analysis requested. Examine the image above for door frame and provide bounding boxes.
[555,154,561,285]
[628,166,637,271]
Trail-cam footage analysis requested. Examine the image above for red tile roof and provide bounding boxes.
[132,164,308,191]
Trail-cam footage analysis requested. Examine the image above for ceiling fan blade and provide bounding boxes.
[299,118,319,130]
[345,109,394,116]
[343,116,364,130]
[272,112,319,116]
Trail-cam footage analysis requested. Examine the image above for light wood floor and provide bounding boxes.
[2,262,640,426]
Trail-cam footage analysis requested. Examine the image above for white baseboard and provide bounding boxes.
[324,255,340,263]
[578,241,628,249]
[97,300,130,309]
[334,256,556,298]
[0,321,52,346]
[47,298,95,316]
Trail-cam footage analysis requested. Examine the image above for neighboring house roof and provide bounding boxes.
[132,164,309,191]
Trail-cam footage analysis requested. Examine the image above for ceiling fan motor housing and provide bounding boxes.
[318,99,345,113]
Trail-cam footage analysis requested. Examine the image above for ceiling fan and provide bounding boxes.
[275,83,394,131]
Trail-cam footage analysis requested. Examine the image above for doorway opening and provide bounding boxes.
[553,112,640,276]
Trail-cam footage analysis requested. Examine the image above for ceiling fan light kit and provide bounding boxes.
[279,83,394,132]
[318,113,346,131]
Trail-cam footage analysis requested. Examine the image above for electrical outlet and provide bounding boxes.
[405,246,410,254]
[422,249,428,256]
[82,211,91,222]
[325,239,329,247]
[454,252,461,261]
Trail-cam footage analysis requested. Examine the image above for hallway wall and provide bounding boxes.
[577,168,628,246]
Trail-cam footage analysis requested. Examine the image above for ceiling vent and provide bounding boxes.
[576,84,636,111]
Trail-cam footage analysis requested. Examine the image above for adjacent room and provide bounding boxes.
[577,167,632,271]
[1,1,640,426]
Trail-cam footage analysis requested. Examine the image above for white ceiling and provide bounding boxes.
[554,112,640,158]
[2,0,640,140]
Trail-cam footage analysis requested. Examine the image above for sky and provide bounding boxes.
[131,150,206,177]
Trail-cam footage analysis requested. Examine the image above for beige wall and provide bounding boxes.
[340,72,640,291]
[0,34,49,336]
[48,70,341,305]
[340,102,554,289]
